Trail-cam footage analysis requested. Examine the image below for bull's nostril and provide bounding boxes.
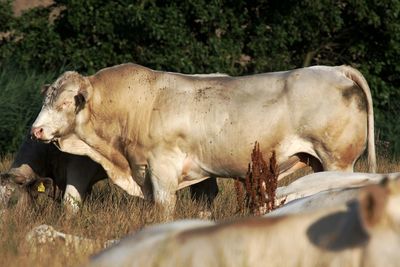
[31,127,44,140]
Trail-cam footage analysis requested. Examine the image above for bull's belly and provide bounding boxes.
[182,135,315,181]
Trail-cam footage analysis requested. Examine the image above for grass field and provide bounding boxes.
[1,154,399,267]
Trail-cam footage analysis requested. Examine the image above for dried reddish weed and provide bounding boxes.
[235,142,281,216]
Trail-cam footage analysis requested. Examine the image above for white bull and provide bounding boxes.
[30,63,376,214]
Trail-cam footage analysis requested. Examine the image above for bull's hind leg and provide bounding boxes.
[313,106,368,173]
[312,146,361,173]
[316,134,366,173]
[277,153,323,180]
[319,151,357,173]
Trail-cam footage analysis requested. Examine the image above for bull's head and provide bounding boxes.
[31,71,92,142]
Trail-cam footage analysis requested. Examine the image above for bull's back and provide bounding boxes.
[150,66,366,175]
[156,65,361,138]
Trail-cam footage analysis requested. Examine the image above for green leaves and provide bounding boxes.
[0,0,399,155]
[0,67,58,155]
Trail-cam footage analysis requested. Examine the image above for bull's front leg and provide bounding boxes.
[58,135,144,198]
[148,152,181,220]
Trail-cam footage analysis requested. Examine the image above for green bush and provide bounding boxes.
[0,67,57,155]
[0,0,13,32]
[0,0,399,156]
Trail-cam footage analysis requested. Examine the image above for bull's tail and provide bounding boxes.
[340,65,376,173]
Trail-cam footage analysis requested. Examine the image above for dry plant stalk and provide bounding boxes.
[235,142,280,216]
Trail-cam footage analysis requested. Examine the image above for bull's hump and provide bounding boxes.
[90,63,156,89]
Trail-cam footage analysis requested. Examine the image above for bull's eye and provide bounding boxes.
[63,101,72,107]
[56,101,72,111]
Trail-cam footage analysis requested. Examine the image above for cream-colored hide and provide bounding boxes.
[31,63,376,215]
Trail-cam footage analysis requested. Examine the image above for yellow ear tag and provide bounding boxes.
[37,182,46,193]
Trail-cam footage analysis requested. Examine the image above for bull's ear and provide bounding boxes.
[358,184,388,231]
[79,76,92,100]
[74,77,92,113]
[41,84,51,95]
[74,93,86,113]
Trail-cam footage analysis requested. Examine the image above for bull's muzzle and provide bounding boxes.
[31,127,44,140]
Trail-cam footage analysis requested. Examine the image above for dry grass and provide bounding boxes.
[0,156,244,267]
[0,154,399,267]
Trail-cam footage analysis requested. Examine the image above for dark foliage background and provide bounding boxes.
[0,0,399,156]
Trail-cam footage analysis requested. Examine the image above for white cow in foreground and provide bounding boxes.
[30,63,376,215]
[87,176,400,267]
[276,171,400,203]
[269,171,399,216]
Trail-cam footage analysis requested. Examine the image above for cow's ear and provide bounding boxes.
[358,184,388,230]
[41,84,51,95]
[27,177,54,196]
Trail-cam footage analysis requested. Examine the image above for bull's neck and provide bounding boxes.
[87,77,158,149]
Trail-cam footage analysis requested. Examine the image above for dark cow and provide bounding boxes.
[1,137,107,211]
